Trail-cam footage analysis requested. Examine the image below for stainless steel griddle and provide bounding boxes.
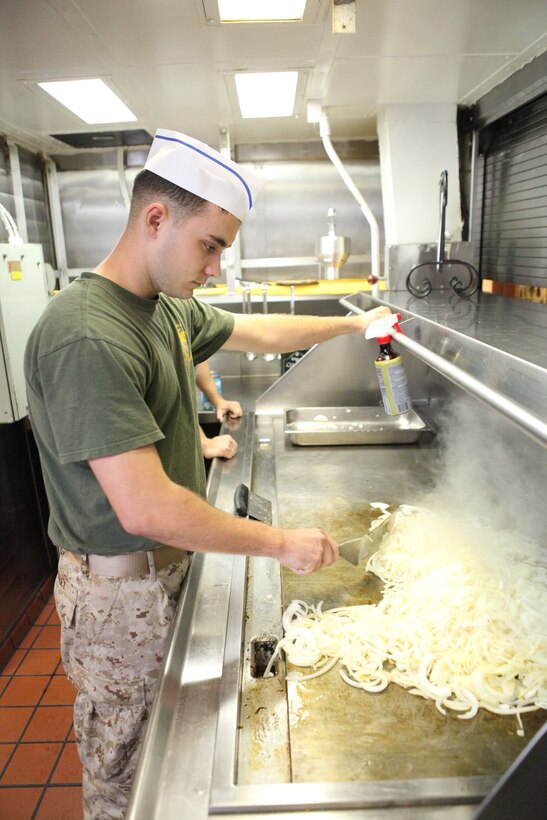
[127,291,546,820]
[231,417,544,797]
[127,412,544,820]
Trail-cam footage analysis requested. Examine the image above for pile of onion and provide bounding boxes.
[269,506,547,732]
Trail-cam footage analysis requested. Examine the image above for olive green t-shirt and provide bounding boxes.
[24,272,234,555]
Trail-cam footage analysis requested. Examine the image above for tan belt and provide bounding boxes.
[62,545,189,578]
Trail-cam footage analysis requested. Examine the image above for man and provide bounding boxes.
[24,128,390,819]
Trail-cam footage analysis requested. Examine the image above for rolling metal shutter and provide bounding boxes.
[479,92,547,289]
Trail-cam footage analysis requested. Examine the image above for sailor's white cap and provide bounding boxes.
[144,128,263,222]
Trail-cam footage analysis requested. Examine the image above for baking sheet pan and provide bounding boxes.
[284,406,432,446]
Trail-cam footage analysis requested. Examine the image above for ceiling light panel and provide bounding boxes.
[200,0,328,25]
[37,79,137,124]
[218,1,307,22]
[235,71,299,118]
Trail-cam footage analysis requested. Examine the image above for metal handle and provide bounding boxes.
[392,328,547,448]
[437,170,448,267]
[233,482,250,518]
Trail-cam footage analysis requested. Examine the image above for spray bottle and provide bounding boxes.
[365,313,412,415]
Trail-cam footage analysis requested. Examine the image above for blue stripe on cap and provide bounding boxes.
[155,134,253,211]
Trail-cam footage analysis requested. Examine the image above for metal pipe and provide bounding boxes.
[45,159,69,288]
[117,146,131,211]
[219,126,242,294]
[242,284,258,360]
[221,253,372,271]
[340,296,547,448]
[319,113,381,281]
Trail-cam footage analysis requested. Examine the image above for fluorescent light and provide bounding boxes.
[235,72,298,118]
[37,79,137,124]
[219,1,306,22]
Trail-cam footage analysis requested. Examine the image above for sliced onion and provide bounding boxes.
[275,507,547,729]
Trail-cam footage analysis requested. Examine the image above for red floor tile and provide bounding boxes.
[0,707,34,742]
[0,676,50,707]
[16,650,60,676]
[0,743,15,775]
[0,785,42,819]
[19,625,42,649]
[2,649,27,675]
[33,625,61,650]
[35,604,54,626]
[22,706,74,742]
[41,676,76,706]
[46,608,61,627]
[51,743,81,784]
[0,742,61,785]
[0,582,79,816]
[66,724,77,742]
[35,784,82,819]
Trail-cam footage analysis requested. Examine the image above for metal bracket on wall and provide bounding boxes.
[406,171,481,299]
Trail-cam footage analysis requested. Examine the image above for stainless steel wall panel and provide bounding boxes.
[0,139,53,264]
[53,145,383,280]
[57,167,138,268]
[17,147,54,263]
[241,159,384,282]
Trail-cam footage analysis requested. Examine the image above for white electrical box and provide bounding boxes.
[0,243,51,422]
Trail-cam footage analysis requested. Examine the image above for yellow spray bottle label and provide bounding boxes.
[374,354,412,415]
[366,312,413,415]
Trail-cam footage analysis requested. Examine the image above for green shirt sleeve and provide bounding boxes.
[184,297,235,365]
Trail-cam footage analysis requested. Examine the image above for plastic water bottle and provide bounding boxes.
[201,370,222,411]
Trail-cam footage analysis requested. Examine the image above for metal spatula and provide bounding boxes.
[338,515,391,565]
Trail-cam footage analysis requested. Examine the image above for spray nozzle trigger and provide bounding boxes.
[365,312,403,341]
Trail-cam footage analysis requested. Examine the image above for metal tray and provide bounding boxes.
[284,406,432,446]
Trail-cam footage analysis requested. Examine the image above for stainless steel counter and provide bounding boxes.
[369,291,547,370]
[198,374,279,424]
[127,291,546,820]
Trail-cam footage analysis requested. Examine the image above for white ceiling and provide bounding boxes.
[2,0,547,154]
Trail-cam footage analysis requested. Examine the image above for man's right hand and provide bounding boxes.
[277,528,339,575]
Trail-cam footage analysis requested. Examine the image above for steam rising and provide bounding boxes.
[421,396,546,548]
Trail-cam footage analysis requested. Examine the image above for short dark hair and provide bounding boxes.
[129,169,208,225]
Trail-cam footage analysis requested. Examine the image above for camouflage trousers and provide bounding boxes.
[55,549,191,820]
